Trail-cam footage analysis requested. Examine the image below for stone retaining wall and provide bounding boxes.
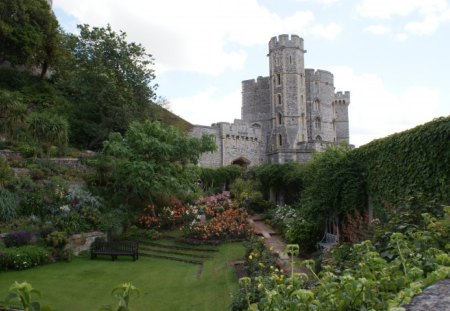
[64,231,106,255]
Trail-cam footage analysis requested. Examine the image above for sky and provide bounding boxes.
[52,0,450,147]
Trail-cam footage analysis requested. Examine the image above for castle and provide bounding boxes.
[190,34,350,167]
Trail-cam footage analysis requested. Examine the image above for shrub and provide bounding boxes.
[3,230,35,247]
[17,142,41,158]
[45,231,67,248]
[0,157,13,187]
[0,245,51,271]
[0,188,20,222]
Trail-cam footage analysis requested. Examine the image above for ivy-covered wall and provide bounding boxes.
[353,116,450,213]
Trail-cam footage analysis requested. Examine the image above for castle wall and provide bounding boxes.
[241,76,271,162]
[191,121,263,168]
[190,34,351,168]
[305,69,336,143]
[190,125,223,167]
[334,91,350,144]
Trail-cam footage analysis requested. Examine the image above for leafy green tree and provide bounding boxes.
[100,121,215,206]
[0,0,61,77]
[55,24,157,149]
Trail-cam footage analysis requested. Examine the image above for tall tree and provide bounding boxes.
[55,24,157,149]
[101,121,216,205]
[0,0,60,77]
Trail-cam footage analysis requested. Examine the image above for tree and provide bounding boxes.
[0,0,61,77]
[100,121,215,206]
[55,24,157,149]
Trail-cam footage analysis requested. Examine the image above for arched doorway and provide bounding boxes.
[231,157,251,167]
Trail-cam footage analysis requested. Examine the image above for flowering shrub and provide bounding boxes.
[137,203,194,229]
[185,208,251,240]
[183,192,252,240]
[0,245,51,271]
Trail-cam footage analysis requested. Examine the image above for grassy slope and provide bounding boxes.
[0,242,244,311]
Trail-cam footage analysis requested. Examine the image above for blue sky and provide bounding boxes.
[53,0,450,146]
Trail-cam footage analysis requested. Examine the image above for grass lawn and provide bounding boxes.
[0,241,244,311]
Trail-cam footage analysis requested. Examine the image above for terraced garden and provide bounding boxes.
[0,236,245,311]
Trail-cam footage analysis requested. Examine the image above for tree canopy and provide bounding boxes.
[99,121,216,205]
[0,0,60,77]
[55,24,157,149]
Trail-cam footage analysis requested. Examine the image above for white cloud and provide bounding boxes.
[170,87,241,126]
[356,0,450,37]
[328,66,442,146]
[364,25,391,35]
[296,0,340,5]
[356,0,448,19]
[310,22,343,40]
[54,0,342,75]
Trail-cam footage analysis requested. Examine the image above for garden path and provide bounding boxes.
[248,215,306,275]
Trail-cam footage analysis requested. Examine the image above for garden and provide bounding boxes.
[1,1,450,309]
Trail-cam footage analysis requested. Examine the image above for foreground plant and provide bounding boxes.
[99,282,140,311]
[5,281,52,311]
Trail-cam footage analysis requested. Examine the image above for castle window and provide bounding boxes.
[316,135,322,141]
[278,134,283,146]
[277,113,282,125]
[276,74,281,85]
[277,94,282,105]
[314,99,320,111]
[314,117,321,129]
[289,55,292,64]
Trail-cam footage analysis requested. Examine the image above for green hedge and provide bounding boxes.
[353,116,450,215]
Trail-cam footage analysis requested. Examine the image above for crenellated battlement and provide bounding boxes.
[242,76,270,92]
[335,91,350,103]
[191,34,350,168]
[305,68,334,85]
[269,34,304,51]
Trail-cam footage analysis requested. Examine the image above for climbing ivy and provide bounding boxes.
[352,116,450,217]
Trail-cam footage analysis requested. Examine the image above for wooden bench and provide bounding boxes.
[90,240,139,261]
[316,233,339,252]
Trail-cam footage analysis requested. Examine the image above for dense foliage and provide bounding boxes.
[352,116,450,217]
[199,165,243,194]
[0,0,60,77]
[234,205,450,310]
[95,120,215,207]
[55,24,157,149]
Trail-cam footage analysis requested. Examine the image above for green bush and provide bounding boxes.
[0,245,51,271]
[0,188,20,222]
[0,157,13,187]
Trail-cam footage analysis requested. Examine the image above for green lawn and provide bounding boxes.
[0,242,244,311]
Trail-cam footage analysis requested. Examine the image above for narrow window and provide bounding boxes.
[314,117,321,129]
[289,55,292,64]
[277,94,282,105]
[314,99,320,111]
[277,113,282,125]
[276,74,281,85]
[278,134,283,146]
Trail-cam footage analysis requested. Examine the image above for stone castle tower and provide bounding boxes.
[190,34,350,167]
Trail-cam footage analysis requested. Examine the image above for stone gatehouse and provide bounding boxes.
[190,34,350,167]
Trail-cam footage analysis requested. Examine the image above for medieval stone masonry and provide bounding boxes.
[190,34,350,167]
